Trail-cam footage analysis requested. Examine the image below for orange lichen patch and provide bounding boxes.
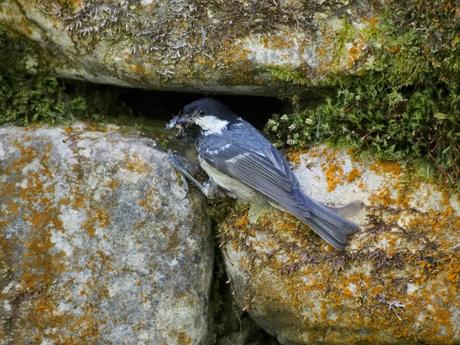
[11,154,67,292]
[366,16,379,28]
[369,187,395,208]
[346,167,361,183]
[72,192,87,209]
[83,208,110,237]
[129,64,146,74]
[234,213,249,228]
[0,141,103,343]
[324,162,345,192]
[5,200,19,213]
[106,178,120,190]
[440,190,455,217]
[446,262,459,284]
[316,147,363,192]
[357,179,367,190]
[16,296,102,344]
[21,215,66,290]
[64,126,74,135]
[348,44,361,66]
[137,188,157,212]
[0,133,119,343]
[176,331,192,345]
[380,180,413,209]
[5,141,37,175]
[96,250,113,271]
[316,46,327,57]
[261,34,293,50]
[370,160,402,177]
[285,150,308,165]
[125,155,150,174]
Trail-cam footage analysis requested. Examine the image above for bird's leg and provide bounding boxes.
[168,151,218,199]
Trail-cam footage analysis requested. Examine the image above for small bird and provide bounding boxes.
[167,98,359,249]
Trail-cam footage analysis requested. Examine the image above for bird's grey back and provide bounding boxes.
[197,119,290,174]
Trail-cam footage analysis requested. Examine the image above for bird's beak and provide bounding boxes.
[166,111,188,138]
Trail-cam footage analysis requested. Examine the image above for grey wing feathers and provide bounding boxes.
[199,139,306,215]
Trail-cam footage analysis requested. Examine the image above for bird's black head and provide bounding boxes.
[182,98,236,121]
[167,98,238,136]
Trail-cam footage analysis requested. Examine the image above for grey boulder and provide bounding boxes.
[221,145,460,345]
[0,124,212,344]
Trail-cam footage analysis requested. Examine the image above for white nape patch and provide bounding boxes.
[194,115,228,134]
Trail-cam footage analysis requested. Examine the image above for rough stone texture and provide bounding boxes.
[0,124,213,345]
[221,145,460,345]
[0,0,383,95]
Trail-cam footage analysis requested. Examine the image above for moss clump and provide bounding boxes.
[0,28,90,125]
[0,28,131,126]
[0,75,89,126]
[265,1,459,188]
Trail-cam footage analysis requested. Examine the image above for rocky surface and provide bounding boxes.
[221,145,460,345]
[0,124,213,344]
[0,0,382,95]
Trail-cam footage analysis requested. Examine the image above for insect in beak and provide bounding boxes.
[166,111,187,138]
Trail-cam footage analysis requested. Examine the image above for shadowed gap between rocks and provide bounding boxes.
[119,88,288,130]
[62,80,288,130]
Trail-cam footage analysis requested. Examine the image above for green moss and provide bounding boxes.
[265,66,311,86]
[265,0,460,188]
[0,28,89,125]
[0,75,88,126]
[0,27,136,126]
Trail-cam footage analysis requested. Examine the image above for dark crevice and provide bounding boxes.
[63,80,289,131]
[119,89,288,130]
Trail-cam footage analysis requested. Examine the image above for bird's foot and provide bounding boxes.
[168,150,218,199]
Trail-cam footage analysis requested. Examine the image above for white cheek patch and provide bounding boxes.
[194,115,229,134]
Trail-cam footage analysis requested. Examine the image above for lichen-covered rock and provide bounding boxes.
[221,146,460,345]
[0,124,212,344]
[0,0,382,95]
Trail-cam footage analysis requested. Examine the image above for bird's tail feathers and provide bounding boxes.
[297,199,360,250]
[322,200,363,218]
